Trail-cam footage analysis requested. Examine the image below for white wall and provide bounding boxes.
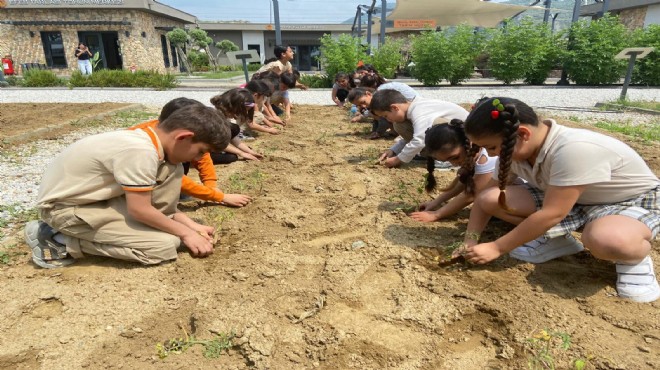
[645,4,660,26]
[242,31,265,63]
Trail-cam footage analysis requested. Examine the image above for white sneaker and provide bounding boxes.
[616,256,660,303]
[434,160,454,171]
[509,234,584,264]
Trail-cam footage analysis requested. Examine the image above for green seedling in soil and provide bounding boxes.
[202,208,235,244]
[388,179,426,213]
[316,131,330,145]
[359,146,381,163]
[525,329,572,370]
[228,169,268,195]
[0,244,25,265]
[0,204,38,228]
[155,325,234,359]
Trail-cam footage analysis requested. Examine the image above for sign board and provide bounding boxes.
[226,50,261,65]
[615,47,655,60]
[393,19,436,29]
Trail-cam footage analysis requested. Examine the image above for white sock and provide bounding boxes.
[53,233,66,245]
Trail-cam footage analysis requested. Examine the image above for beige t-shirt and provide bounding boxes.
[37,128,166,208]
[494,120,659,205]
[256,60,292,75]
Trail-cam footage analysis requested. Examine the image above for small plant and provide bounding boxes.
[525,329,572,370]
[297,73,332,88]
[315,131,330,145]
[388,179,425,212]
[227,169,268,195]
[155,326,234,359]
[22,69,63,87]
[0,244,25,265]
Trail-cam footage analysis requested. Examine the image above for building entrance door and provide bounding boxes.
[78,31,123,70]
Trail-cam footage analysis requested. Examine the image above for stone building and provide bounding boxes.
[0,0,196,75]
[581,0,660,30]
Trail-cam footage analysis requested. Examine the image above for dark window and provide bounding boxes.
[170,43,178,67]
[160,35,170,68]
[41,31,66,68]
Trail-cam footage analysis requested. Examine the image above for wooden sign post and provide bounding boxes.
[614,47,655,101]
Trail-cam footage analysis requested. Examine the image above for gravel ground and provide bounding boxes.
[0,85,658,226]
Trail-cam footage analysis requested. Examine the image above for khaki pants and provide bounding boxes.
[40,162,183,265]
[392,117,449,157]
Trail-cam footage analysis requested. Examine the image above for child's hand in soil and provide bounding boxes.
[410,210,440,223]
[182,230,214,257]
[464,242,502,264]
[222,193,252,207]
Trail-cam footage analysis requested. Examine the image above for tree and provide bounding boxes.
[188,28,217,70]
[215,40,239,66]
[166,27,193,75]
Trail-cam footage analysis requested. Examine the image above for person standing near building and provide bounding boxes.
[75,42,93,75]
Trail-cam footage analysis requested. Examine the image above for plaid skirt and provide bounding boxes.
[526,185,660,240]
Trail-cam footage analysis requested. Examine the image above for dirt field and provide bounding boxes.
[0,104,658,369]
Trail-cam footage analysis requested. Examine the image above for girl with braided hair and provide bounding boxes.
[410,119,497,223]
[460,97,660,303]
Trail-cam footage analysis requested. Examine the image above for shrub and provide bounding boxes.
[22,69,63,87]
[563,14,629,85]
[365,37,404,79]
[488,18,562,85]
[188,50,210,71]
[631,24,660,86]
[298,74,332,88]
[409,30,444,85]
[319,34,365,80]
[68,69,178,89]
[440,25,486,85]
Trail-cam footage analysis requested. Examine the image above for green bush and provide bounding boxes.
[365,37,404,79]
[5,75,21,86]
[188,50,210,71]
[22,69,63,87]
[631,24,660,86]
[441,25,486,85]
[298,74,332,88]
[68,70,178,89]
[564,14,629,85]
[488,19,562,85]
[319,34,365,80]
[410,30,444,85]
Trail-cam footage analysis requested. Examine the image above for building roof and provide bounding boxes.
[198,22,353,32]
[581,0,660,16]
[1,0,196,24]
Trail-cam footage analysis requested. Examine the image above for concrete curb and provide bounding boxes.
[2,103,145,145]
[594,102,660,116]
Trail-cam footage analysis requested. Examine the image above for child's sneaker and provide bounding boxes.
[616,256,660,303]
[24,220,75,269]
[509,234,584,264]
[238,131,255,141]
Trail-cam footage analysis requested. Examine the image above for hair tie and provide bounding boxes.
[244,102,255,108]
[491,98,504,119]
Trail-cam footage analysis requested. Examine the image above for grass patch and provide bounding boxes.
[191,71,244,79]
[227,169,268,195]
[0,244,26,265]
[604,99,660,112]
[593,120,660,142]
[156,329,234,359]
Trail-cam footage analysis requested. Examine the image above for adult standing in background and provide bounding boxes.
[75,42,93,75]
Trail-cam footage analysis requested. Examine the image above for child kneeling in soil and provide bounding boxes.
[130,97,252,207]
[410,120,498,222]
[460,97,660,303]
[370,89,469,168]
[24,104,230,268]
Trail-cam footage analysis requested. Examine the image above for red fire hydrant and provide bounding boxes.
[2,55,15,75]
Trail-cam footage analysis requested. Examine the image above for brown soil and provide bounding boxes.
[0,104,659,369]
[0,103,132,146]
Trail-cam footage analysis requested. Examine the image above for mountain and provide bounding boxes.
[502,0,581,31]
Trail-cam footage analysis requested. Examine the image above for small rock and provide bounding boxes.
[105,326,113,331]
[638,346,651,353]
[59,337,70,344]
[132,327,143,333]
[351,240,366,250]
[232,272,249,281]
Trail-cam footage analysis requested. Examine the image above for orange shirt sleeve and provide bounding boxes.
[181,175,224,202]
[193,153,218,189]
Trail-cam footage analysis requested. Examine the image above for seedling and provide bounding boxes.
[525,329,572,370]
[228,169,268,195]
[155,325,234,359]
[0,244,26,265]
[316,131,330,145]
[388,179,426,213]
[201,208,235,244]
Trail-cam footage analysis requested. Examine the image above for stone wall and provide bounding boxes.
[0,8,187,75]
[618,7,647,30]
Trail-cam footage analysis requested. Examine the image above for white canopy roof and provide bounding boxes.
[372,0,540,32]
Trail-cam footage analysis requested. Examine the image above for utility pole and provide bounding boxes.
[357,8,362,41]
[272,0,282,46]
[366,5,373,54]
[543,0,552,23]
[379,0,387,46]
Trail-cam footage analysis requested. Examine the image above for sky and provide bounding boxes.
[158,0,376,23]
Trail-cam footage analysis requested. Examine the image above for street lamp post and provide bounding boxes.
[272,0,282,46]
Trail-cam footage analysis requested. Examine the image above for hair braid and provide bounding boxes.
[425,157,437,192]
[496,104,520,213]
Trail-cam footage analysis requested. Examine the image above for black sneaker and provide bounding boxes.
[24,220,75,269]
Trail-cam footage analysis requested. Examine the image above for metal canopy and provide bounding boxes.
[372,0,539,32]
